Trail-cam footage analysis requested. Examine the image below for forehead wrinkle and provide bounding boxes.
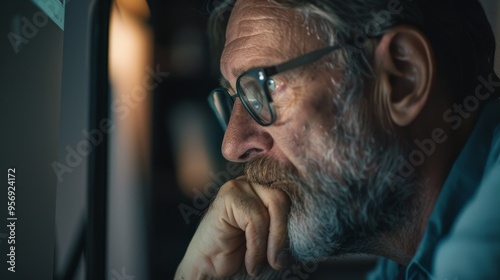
[225,0,298,46]
[235,18,294,38]
[221,43,286,87]
[221,17,289,74]
[227,17,292,49]
[222,32,295,84]
[220,0,320,89]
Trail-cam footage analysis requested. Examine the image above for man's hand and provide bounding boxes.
[175,176,292,279]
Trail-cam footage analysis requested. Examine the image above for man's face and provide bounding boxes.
[220,0,339,167]
[220,0,419,262]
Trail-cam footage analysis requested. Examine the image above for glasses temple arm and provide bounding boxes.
[270,45,345,74]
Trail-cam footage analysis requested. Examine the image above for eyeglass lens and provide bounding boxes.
[239,74,273,124]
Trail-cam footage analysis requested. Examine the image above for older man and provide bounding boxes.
[176,0,500,279]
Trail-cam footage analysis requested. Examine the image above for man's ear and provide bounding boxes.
[374,25,435,127]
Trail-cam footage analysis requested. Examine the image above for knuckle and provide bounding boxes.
[217,177,248,196]
[253,184,290,207]
[211,179,274,225]
[235,193,266,217]
[217,181,236,196]
[270,189,290,207]
[246,221,269,248]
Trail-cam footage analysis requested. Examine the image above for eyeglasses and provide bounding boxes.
[208,43,347,130]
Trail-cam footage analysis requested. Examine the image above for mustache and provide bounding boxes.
[244,156,304,198]
[244,155,311,215]
[244,156,294,185]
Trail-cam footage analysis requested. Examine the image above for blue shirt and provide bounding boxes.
[368,100,500,280]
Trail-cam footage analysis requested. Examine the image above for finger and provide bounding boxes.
[244,215,269,277]
[253,185,292,270]
[226,182,270,277]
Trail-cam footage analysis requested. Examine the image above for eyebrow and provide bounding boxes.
[231,67,246,79]
[219,63,273,92]
[219,76,232,90]
[219,66,248,92]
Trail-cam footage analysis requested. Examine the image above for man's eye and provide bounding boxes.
[266,79,276,91]
[266,78,285,94]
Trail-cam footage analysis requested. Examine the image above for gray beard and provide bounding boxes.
[285,148,419,262]
[245,101,421,263]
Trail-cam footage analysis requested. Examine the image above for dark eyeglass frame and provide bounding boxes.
[208,43,349,130]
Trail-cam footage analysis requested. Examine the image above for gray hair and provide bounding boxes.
[208,0,499,103]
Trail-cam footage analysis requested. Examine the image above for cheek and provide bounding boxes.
[275,84,336,126]
[269,71,341,167]
[295,86,338,138]
[273,132,309,174]
[270,104,334,171]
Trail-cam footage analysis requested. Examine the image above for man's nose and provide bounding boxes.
[221,100,273,162]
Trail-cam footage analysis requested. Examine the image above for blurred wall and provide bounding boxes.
[53,0,92,278]
[107,1,152,280]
